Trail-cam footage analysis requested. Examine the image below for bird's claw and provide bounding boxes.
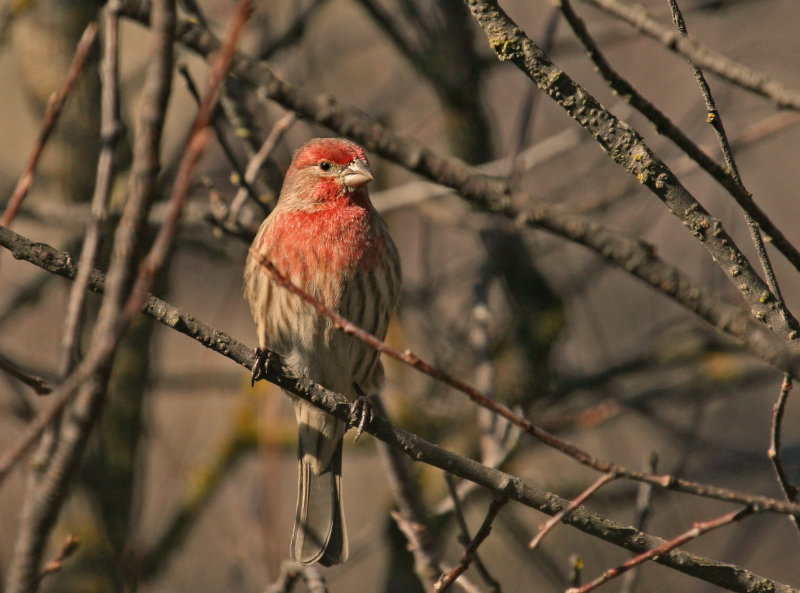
[251,348,269,387]
[350,389,374,444]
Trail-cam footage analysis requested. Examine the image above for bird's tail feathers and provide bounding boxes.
[291,438,348,566]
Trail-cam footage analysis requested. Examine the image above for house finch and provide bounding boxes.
[244,138,401,566]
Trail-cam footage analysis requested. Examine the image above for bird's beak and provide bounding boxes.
[343,159,373,189]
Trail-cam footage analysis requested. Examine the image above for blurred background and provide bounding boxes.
[1,0,800,591]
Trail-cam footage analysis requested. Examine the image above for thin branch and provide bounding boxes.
[620,453,658,593]
[506,6,559,188]
[262,561,302,593]
[444,476,503,593]
[229,111,296,220]
[299,565,328,593]
[59,0,124,378]
[4,225,800,524]
[464,0,800,345]
[529,473,615,550]
[390,511,484,593]
[375,422,439,591]
[257,0,328,59]
[434,494,508,593]
[37,534,80,583]
[569,555,584,588]
[579,0,800,111]
[1,22,99,227]
[665,0,789,321]
[768,374,800,538]
[0,353,52,396]
[567,508,753,593]
[0,229,797,593]
[176,62,261,207]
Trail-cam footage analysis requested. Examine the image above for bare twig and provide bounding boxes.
[228,111,296,220]
[434,494,508,593]
[620,453,658,593]
[567,508,753,593]
[38,534,80,582]
[505,6,560,189]
[0,352,52,396]
[529,473,615,550]
[3,221,797,529]
[299,565,328,593]
[372,394,446,592]
[390,510,439,591]
[465,0,800,345]
[59,0,124,378]
[261,560,329,593]
[262,561,302,593]
[3,2,175,591]
[257,0,328,59]
[391,511,483,593]
[666,0,789,322]
[176,63,260,207]
[444,476,503,593]
[569,555,584,588]
[1,23,99,227]
[768,374,800,537]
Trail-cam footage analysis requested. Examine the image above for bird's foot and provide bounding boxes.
[350,384,374,444]
[251,348,270,387]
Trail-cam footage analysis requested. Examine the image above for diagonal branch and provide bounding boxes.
[569,507,753,593]
[665,0,789,321]
[1,23,99,228]
[434,493,508,593]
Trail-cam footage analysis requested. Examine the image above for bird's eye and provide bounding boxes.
[319,161,332,172]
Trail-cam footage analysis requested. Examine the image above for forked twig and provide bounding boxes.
[529,473,615,550]
[567,508,752,593]
[434,494,508,593]
[445,475,503,593]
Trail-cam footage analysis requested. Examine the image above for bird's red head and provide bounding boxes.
[281,138,374,208]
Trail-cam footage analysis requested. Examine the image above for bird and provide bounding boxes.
[244,137,401,566]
